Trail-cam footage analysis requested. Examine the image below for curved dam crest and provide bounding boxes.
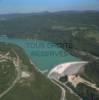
[0,37,80,71]
[48,61,88,79]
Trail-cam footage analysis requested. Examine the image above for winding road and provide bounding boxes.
[50,79,66,100]
[0,51,21,98]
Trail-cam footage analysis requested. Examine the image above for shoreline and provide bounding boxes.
[29,59,49,74]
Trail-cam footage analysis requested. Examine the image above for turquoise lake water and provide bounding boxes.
[0,37,79,70]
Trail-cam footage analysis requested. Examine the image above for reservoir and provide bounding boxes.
[0,36,79,71]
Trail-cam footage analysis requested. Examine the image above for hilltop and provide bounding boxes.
[0,42,61,100]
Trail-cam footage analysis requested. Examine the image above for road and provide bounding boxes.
[50,79,66,100]
[77,76,99,92]
[30,59,66,100]
[0,51,21,98]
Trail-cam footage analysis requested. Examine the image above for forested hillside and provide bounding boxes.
[0,11,99,57]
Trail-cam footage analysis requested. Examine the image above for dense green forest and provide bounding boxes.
[0,11,99,100]
[81,60,99,86]
[0,11,99,57]
[75,83,99,100]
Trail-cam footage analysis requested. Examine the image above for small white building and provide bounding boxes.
[21,71,30,78]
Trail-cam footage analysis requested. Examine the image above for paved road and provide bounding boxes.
[50,79,66,100]
[78,76,99,92]
[55,80,81,100]
[30,59,66,100]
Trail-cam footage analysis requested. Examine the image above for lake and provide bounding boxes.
[0,36,79,71]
